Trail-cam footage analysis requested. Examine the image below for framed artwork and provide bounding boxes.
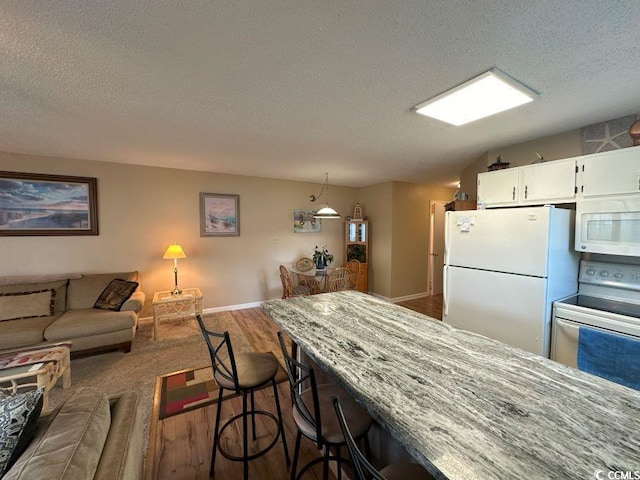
[0,171,98,236]
[200,193,240,237]
[294,210,321,233]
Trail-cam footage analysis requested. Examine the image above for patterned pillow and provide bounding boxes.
[0,389,44,476]
[93,279,139,311]
[0,290,55,322]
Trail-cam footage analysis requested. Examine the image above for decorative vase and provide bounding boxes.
[314,257,325,269]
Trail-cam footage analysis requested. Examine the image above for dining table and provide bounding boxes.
[262,290,640,480]
[289,265,333,293]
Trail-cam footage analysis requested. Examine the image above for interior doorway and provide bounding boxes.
[427,200,446,296]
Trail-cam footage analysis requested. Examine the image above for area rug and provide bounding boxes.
[158,362,287,419]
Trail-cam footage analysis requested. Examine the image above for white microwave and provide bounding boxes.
[576,196,640,256]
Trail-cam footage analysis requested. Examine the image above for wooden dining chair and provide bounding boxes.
[344,260,361,290]
[332,397,434,480]
[325,267,350,292]
[279,265,311,299]
[292,257,321,294]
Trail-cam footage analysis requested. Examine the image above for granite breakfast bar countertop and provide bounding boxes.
[262,291,640,480]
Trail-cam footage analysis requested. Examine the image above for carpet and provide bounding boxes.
[158,362,287,419]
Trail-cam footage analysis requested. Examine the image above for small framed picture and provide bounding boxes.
[0,171,98,236]
[200,193,240,237]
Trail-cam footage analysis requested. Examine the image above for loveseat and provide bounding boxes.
[4,387,143,480]
[0,272,145,356]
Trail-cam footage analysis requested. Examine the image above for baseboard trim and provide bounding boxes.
[203,301,263,313]
[370,292,429,303]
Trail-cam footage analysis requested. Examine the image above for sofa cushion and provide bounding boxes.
[0,389,44,477]
[0,281,68,314]
[67,272,138,310]
[0,316,60,350]
[4,388,111,480]
[93,279,139,311]
[0,290,55,322]
[44,309,136,341]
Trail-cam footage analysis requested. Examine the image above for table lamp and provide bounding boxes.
[163,243,186,296]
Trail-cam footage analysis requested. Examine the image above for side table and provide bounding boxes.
[0,343,72,411]
[152,288,203,340]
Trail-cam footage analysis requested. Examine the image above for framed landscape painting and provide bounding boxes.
[200,193,240,237]
[0,171,98,236]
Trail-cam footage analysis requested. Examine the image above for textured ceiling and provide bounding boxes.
[1,1,639,187]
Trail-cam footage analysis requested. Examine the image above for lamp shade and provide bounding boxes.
[314,205,341,219]
[163,244,187,259]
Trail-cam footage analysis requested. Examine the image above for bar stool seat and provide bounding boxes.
[333,397,435,480]
[214,352,279,389]
[293,384,371,444]
[196,314,290,480]
[278,331,372,480]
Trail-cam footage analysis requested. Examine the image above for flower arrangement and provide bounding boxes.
[312,245,334,269]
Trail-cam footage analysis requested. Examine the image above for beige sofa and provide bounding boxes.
[0,272,145,355]
[4,387,143,480]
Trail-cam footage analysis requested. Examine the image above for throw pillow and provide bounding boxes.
[93,279,139,311]
[0,290,55,322]
[0,389,44,476]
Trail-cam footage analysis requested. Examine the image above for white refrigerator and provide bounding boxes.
[443,206,579,357]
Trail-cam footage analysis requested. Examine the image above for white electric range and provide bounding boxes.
[551,260,640,368]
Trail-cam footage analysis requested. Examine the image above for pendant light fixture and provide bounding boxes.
[309,173,341,219]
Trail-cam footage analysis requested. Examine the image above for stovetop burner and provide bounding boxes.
[559,294,640,320]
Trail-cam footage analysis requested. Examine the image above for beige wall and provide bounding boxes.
[487,129,582,169]
[460,129,583,199]
[0,151,357,315]
[357,181,454,300]
[357,182,393,297]
[390,182,455,299]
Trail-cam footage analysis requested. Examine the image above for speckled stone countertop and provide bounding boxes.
[262,291,640,480]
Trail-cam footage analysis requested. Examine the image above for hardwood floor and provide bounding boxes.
[148,295,443,480]
[397,294,443,320]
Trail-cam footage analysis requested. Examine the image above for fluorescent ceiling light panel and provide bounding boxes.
[414,69,537,126]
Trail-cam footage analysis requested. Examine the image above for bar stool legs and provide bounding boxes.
[209,379,290,479]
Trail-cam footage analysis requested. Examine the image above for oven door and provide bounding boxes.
[551,310,640,369]
[575,196,640,256]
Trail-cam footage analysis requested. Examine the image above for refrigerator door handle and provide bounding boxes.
[443,265,449,317]
[444,213,450,265]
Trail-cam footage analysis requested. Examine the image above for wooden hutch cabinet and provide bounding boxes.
[345,220,369,293]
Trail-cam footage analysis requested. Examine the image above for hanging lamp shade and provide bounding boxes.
[314,204,341,218]
[310,173,341,219]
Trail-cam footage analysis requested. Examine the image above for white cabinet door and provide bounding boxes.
[579,146,640,198]
[519,158,576,205]
[477,169,518,207]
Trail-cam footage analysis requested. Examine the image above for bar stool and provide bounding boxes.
[277,331,372,480]
[196,314,290,479]
[333,397,434,480]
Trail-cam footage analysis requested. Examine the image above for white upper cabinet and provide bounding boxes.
[478,159,576,208]
[477,169,519,207]
[578,145,640,198]
[519,158,577,205]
